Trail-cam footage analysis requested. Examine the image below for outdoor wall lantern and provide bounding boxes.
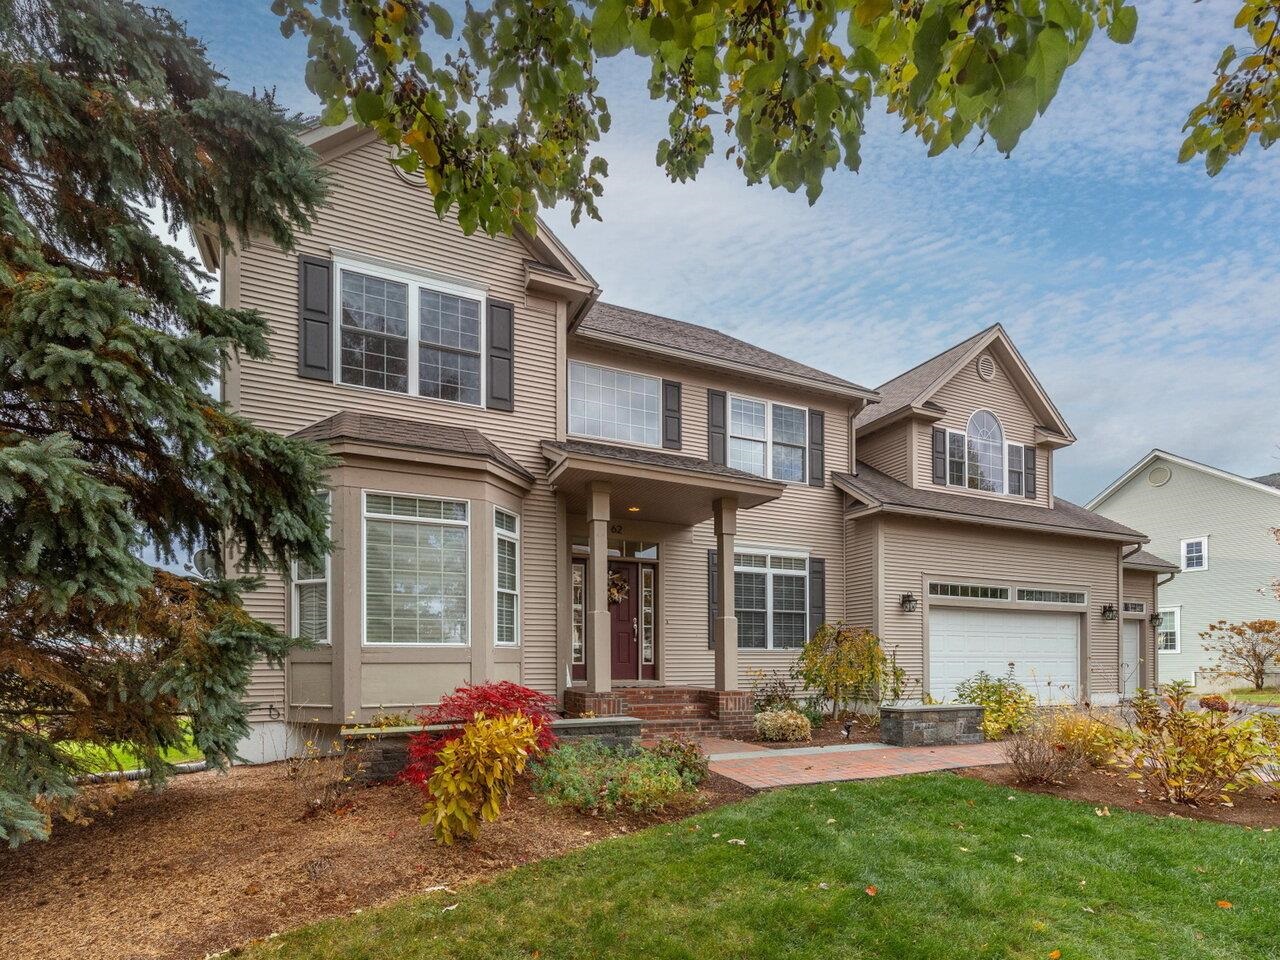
[1148,611,1164,628]
[899,592,919,613]
[1101,603,1118,622]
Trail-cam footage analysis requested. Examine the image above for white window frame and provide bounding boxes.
[566,359,663,448]
[1180,536,1208,572]
[733,546,809,650]
[333,250,487,409]
[1016,588,1087,605]
[944,413,1032,499]
[727,393,809,484]
[361,490,471,647]
[291,491,331,644]
[1156,607,1181,653]
[929,581,1011,601]
[493,507,520,647]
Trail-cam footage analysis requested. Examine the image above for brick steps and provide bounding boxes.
[564,686,754,741]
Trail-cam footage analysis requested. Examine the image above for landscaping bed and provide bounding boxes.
[0,760,752,960]
[753,716,884,749]
[959,762,1280,829]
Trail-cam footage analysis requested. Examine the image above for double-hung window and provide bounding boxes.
[1156,608,1180,652]
[292,492,331,643]
[567,361,661,446]
[734,551,809,649]
[363,493,469,645]
[338,257,485,406]
[494,509,520,646]
[1181,537,1208,571]
[729,395,808,482]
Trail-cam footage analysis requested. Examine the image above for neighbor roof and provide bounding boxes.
[1086,449,1280,509]
[293,411,534,482]
[576,302,876,400]
[833,463,1146,542]
[1123,549,1179,573]
[541,438,782,486]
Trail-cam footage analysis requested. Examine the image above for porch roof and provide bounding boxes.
[542,439,785,525]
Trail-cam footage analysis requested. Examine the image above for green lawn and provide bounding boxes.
[1230,687,1280,706]
[63,729,203,775]
[242,774,1275,960]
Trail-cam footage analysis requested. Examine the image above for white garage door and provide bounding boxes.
[929,606,1080,704]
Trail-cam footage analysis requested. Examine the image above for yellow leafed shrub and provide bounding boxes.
[754,708,812,743]
[1050,710,1120,767]
[423,711,539,844]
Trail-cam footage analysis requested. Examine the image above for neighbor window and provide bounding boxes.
[734,551,809,649]
[729,395,808,482]
[292,492,331,643]
[929,582,1010,600]
[567,360,661,446]
[1017,588,1086,605]
[1181,537,1208,571]
[363,493,469,645]
[494,509,520,646]
[1156,608,1180,652]
[337,260,485,405]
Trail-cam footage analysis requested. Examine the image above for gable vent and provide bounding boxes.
[1147,465,1172,487]
[976,354,996,381]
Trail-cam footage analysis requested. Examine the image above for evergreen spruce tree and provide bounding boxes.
[0,0,331,844]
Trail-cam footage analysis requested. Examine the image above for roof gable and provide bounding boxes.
[1087,449,1280,509]
[855,324,1074,441]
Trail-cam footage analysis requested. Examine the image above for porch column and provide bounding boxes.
[713,496,738,691]
[586,481,611,693]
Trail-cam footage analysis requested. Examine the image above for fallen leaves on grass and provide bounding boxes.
[864,885,878,897]
[1217,900,1233,909]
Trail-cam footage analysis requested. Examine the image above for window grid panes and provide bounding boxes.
[495,509,519,646]
[966,411,1005,493]
[364,494,469,645]
[1017,588,1086,605]
[1122,601,1146,614]
[729,396,809,481]
[340,270,409,392]
[568,361,661,446]
[1008,443,1024,496]
[1156,610,1179,651]
[729,396,767,476]
[734,552,808,649]
[571,563,585,664]
[928,582,1010,600]
[641,567,655,665]
[1183,539,1206,570]
[292,492,330,643]
[771,404,807,482]
[947,431,966,486]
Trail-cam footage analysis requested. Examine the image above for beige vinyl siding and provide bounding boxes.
[229,137,565,712]
[843,517,875,630]
[877,516,1123,698]
[857,421,912,483]
[912,352,1051,508]
[566,343,854,688]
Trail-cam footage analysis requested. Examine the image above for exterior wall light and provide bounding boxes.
[899,592,918,613]
[1148,611,1163,628]
[1101,603,1118,622]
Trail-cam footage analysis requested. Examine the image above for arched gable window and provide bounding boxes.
[966,410,1005,493]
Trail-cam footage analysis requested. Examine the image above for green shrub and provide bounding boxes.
[799,699,827,729]
[955,669,1036,740]
[648,735,709,786]
[749,668,798,713]
[531,740,701,815]
[754,708,812,743]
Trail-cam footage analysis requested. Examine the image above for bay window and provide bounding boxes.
[291,492,331,643]
[494,508,520,646]
[734,551,809,649]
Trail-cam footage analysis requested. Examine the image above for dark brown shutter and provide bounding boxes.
[707,389,727,465]
[662,380,682,450]
[931,426,947,484]
[707,549,718,649]
[1024,445,1037,499]
[808,556,825,638]
[297,255,333,381]
[808,410,825,487]
[486,299,515,411]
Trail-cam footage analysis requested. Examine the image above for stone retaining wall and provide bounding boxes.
[879,704,986,746]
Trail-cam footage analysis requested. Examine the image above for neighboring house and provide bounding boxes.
[197,124,1167,760]
[1089,451,1280,688]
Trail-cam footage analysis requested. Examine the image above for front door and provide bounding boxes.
[1121,620,1142,698]
[609,562,639,680]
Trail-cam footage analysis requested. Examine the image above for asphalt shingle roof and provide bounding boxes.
[1252,472,1280,490]
[542,438,781,485]
[1123,549,1179,572]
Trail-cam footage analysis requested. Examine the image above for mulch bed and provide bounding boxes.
[754,717,884,749]
[958,763,1280,829]
[1,761,754,960]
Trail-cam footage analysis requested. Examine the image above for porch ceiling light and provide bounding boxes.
[1101,603,1118,622]
[899,592,918,613]
[626,505,640,513]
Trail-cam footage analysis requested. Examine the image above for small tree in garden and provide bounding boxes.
[791,624,906,718]
[1200,619,1280,691]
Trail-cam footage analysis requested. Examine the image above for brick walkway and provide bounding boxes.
[708,741,1005,789]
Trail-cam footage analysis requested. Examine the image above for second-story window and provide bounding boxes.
[568,360,661,446]
[729,395,808,482]
[337,259,486,406]
[966,410,1005,492]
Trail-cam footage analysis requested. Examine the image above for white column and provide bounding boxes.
[713,496,738,691]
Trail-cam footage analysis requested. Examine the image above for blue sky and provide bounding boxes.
[161,0,1280,503]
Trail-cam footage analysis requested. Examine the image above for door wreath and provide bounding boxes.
[607,570,630,606]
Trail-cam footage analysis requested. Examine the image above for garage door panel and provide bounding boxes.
[929,607,1080,704]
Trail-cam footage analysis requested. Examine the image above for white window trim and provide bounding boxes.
[733,545,809,650]
[944,412,1033,499]
[291,492,332,644]
[928,580,1012,601]
[1180,536,1209,572]
[494,507,520,647]
[332,251,488,409]
[1016,587,1087,605]
[361,489,472,647]
[566,358,663,449]
[1157,606,1181,653]
[727,393,809,484]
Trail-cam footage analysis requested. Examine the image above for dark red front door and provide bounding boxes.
[609,562,639,680]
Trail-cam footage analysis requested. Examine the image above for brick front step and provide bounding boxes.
[640,718,756,739]
[564,686,754,741]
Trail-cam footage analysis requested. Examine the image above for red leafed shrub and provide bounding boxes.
[401,681,558,791]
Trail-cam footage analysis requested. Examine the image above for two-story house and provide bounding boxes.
[200,123,1170,760]
[1089,450,1280,688]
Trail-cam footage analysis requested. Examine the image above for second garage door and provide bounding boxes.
[929,606,1081,704]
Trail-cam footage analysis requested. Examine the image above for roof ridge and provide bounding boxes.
[871,323,998,393]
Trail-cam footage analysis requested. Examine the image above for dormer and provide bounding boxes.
[853,325,1074,509]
